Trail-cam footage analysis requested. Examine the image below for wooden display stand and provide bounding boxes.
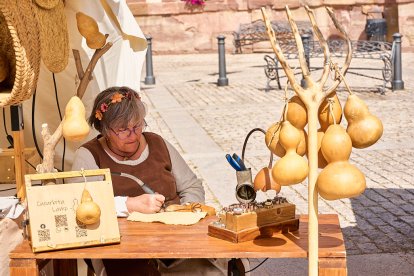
[24,169,120,252]
[0,147,39,183]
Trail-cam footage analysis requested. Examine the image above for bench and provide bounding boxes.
[232,20,313,54]
[264,39,393,94]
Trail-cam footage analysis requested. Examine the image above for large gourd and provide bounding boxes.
[344,94,383,148]
[62,96,90,142]
[316,124,366,200]
[272,121,308,185]
[76,188,101,225]
[76,12,106,49]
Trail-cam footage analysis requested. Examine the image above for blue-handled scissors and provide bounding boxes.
[225,154,242,171]
[232,153,247,171]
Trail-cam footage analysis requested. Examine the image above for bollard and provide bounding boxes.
[144,35,155,85]
[300,33,311,89]
[217,35,229,86]
[392,33,404,91]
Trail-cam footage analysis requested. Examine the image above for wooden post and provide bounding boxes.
[10,105,26,200]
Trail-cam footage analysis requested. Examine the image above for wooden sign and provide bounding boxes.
[24,169,120,252]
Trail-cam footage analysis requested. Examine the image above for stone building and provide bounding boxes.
[127,0,414,54]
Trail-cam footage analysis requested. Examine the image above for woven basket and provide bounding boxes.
[34,0,69,73]
[0,0,41,107]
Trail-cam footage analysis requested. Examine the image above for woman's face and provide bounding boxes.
[107,120,145,153]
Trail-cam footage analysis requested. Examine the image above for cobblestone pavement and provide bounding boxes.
[141,52,414,274]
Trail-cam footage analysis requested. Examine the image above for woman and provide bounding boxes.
[71,86,229,275]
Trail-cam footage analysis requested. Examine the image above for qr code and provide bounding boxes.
[54,215,68,228]
[75,226,87,238]
[38,229,51,242]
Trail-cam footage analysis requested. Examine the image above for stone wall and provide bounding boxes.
[127,0,414,53]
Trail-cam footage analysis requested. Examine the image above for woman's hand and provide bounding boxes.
[126,194,165,214]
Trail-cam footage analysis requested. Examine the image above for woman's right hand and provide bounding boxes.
[126,194,165,214]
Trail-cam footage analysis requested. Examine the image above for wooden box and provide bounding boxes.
[209,202,299,243]
[24,169,120,252]
[0,148,39,183]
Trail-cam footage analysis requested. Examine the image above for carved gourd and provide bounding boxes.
[316,124,366,200]
[76,12,106,49]
[76,188,101,225]
[318,93,342,131]
[62,96,90,142]
[253,167,281,193]
[344,94,383,148]
[272,121,309,185]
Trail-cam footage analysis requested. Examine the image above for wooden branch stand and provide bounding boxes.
[261,6,352,276]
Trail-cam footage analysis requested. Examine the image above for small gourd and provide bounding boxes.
[253,167,281,193]
[265,121,307,157]
[76,12,106,49]
[0,54,9,83]
[272,121,308,185]
[286,95,307,129]
[316,124,366,200]
[318,93,342,131]
[76,188,101,225]
[344,94,383,148]
[62,96,90,142]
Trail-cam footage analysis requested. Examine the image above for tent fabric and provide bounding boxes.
[0,0,147,171]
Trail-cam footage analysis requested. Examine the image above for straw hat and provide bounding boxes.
[0,0,41,107]
[33,0,69,73]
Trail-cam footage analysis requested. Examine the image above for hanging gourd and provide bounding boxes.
[272,121,309,185]
[265,95,307,157]
[62,96,90,142]
[254,167,281,193]
[76,12,107,49]
[316,124,366,200]
[316,130,328,168]
[318,93,342,131]
[344,94,383,148]
[76,188,101,225]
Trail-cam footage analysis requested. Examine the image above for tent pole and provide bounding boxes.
[10,104,26,200]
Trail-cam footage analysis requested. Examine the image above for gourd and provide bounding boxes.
[316,124,366,200]
[318,93,342,131]
[317,130,328,168]
[62,96,90,142]
[344,94,383,148]
[272,121,309,185]
[253,167,281,193]
[76,12,106,49]
[76,188,101,225]
[0,54,8,83]
[265,96,308,157]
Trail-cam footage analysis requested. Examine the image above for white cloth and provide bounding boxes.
[0,197,25,219]
[70,137,205,217]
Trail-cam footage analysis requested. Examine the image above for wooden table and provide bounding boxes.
[9,214,347,275]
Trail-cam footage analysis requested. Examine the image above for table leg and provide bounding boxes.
[318,257,347,276]
[53,259,78,276]
[228,258,245,276]
[9,259,39,276]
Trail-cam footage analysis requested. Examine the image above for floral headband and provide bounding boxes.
[95,91,140,121]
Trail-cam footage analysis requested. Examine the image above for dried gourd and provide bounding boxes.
[0,54,8,83]
[272,121,308,185]
[265,121,307,157]
[253,167,281,193]
[318,93,342,131]
[62,96,90,142]
[76,12,106,49]
[316,130,328,168]
[316,124,366,200]
[76,188,101,225]
[344,94,383,148]
[286,95,307,129]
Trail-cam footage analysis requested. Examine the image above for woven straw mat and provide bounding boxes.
[34,0,69,73]
[0,0,41,107]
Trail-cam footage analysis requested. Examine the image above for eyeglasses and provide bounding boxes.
[111,121,147,140]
